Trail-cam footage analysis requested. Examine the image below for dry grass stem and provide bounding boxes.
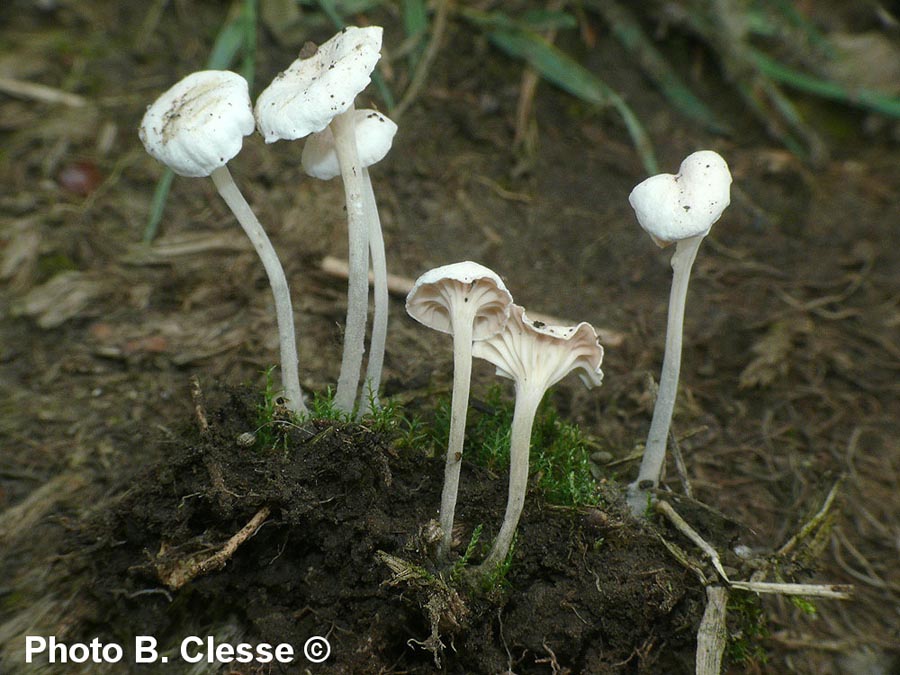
[695,586,728,675]
[655,500,730,583]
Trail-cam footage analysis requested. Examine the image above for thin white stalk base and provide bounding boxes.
[437,316,476,560]
[357,167,388,416]
[478,387,542,572]
[331,104,370,414]
[210,165,307,415]
[627,234,704,516]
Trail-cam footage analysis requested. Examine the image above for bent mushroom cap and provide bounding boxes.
[473,304,605,392]
[406,262,513,339]
[139,70,255,178]
[254,26,383,143]
[629,150,732,247]
[302,110,397,180]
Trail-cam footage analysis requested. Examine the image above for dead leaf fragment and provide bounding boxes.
[15,271,105,328]
[739,318,813,389]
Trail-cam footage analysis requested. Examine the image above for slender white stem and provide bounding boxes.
[209,165,307,415]
[330,104,370,414]
[479,384,543,571]
[437,313,475,559]
[628,234,704,516]
[356,167,388,416]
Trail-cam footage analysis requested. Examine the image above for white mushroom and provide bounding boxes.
[139,70,307,415]
[303,109,398,415]
[406,262,513,560]
[626,150,732,516]
[255,26,383,414]
[472,304,604,571]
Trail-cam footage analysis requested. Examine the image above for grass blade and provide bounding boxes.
[402,0,428,69]
[585,0,727,133]
[485,24,658,173]
[749,48,900,119]
[240,0,258,89]
[143,168,175,243]
[206,21,244,70]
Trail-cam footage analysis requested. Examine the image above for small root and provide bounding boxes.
[156,506,272,590]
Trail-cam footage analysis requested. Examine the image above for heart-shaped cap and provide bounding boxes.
[629,150,732,247]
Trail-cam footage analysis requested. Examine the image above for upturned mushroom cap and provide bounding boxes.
[628,150,732,247]
[473,304,604,391]
[139,70,255,178]
[254,26,383,143]
[406,262,513,340]
[302,109,397,180]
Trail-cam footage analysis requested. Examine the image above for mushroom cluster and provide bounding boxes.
[407,264,604,569]
[255,26,390,414]
[139,31,736,582]
[406,262,513,559]
[139,26,398,417]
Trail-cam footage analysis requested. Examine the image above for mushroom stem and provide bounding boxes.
[437,312,476,559]
[330,104,370,414]
[357,167,388,416]
[478,384,542,572]
[209,165,307,415]
[627,233,704,515]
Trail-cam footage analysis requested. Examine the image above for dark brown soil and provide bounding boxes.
[60,387,700,674]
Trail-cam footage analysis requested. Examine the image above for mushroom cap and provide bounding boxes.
[302,109,397,180]
[254,26,383,143]
[139,70,254,178]
[406,261,513,340]
[628,150,732,247]
[473,304,604,393]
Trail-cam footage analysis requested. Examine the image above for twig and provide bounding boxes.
[729,580,852,600]
[656,500,730,583]
[748,478,843,584]
[392,0,450,121]
[768,632,853,652]
[832,527,900,593]
[158,506,271,590]
[0,77,88,107]
[189,375,209,435]
[320,255,414,297]
[777,478,842,559]
[669,427,694,499]
[696,586,728,675]
[654,532,708,585]
[189,375,232,507]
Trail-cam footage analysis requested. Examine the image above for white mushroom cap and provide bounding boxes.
[628,150,732,247]
[139,70,254,178]
[406,262,513,340]
[473,304,604,392]
[255,26,383,143]
[302,109,397,180]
